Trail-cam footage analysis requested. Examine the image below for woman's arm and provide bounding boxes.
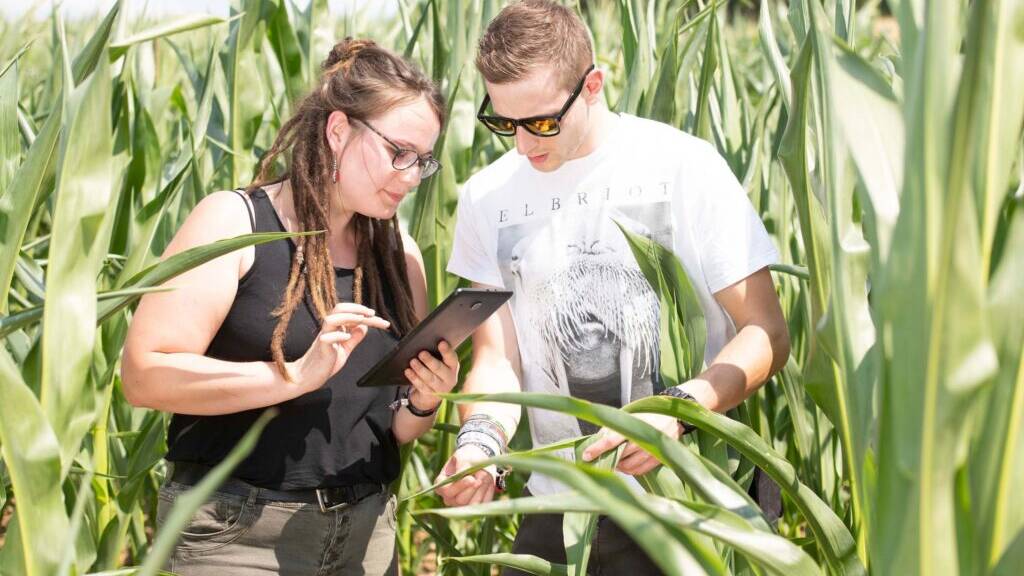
[120,191,386,415]
[121,191,301,415]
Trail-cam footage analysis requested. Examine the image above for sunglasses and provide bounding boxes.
[477,64,595,137]
[354,118,441,179]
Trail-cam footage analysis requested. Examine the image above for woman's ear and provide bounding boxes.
[325,110,352,154]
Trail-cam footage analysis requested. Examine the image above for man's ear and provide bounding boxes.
[582,68,605,105]
[325,110,353,154]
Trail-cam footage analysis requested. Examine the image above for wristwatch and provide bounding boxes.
[658,386,698,435]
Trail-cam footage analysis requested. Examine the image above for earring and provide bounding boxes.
[331,155,340,183]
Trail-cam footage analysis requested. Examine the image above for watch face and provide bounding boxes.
[661,387,693,401]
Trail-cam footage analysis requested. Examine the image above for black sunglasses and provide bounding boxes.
[354,118,441,179]
[477,64,595,137]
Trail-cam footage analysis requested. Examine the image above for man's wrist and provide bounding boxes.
[458,414,509,455]
[658,385,698,435]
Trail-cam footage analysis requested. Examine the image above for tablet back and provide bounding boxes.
[356,288,512,387]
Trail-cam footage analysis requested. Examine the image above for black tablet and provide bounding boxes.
[356,287,513,387]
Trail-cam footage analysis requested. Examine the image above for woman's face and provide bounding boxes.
[327,97,441,220]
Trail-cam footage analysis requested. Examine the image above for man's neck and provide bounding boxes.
[568,103,617,162]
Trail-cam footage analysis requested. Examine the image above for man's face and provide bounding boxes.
[482,65,599,173]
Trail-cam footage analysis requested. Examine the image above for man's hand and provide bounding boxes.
[580,413,681,476]
[435,444,498,506]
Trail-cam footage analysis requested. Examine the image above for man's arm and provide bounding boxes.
[675,266,790,411]
[583,267,789,474]
[436,282,523,506]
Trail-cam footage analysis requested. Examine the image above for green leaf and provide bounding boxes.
[758,0,792,114]
[0,232,307,339]
[828,41,903,260]
[616,219,706,386]
[109,14,228,60]
[0,349,69,576]
[624,395,864,575]
[564,437,618,575]
[71,0,122,85]
[971,207,1024,572]
[444,392,766,528]
[424,490,821,576]
[447,553,568,576]
[40,39,115,476]
[0,98,61,314]
[0,58,19,197]
[266,0,306,105]
[0,287,170,338]
[102,230,313,321]
[113,159,192,288]
[488,454,720,576]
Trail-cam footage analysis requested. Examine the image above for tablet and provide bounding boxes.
[356,287,513,387]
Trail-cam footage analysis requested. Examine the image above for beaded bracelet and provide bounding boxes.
[456,430,503,458]
[459,419,508,450]
[459,441,496,459]
[463,413,511,444]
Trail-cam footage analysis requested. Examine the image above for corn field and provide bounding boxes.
[0,0,1022,574]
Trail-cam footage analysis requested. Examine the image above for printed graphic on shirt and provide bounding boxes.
[497,203,673,439]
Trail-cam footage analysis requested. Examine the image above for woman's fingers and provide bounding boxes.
[417,350,444,372]
[406,372,442,405]
[407,360,442,393]
[437,340,459,368]
[318,331,353,345]
[413,347,459,389]
[336,324,369,354]
[323,312,390,330]
[330,303,377,316]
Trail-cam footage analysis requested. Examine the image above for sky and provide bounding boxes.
[2,0,394,21]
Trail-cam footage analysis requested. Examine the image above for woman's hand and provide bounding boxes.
[404,340,460,412]
[290,303,390,391]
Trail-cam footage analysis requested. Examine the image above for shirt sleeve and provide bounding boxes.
[690,142,780,294]
[446,181,505,287]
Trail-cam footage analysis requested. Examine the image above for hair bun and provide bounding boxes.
[323,37,377,74]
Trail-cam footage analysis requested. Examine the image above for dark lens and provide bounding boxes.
[525,117,559,136]
[481,116,516,136]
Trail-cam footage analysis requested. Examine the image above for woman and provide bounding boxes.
[121,38,455,575]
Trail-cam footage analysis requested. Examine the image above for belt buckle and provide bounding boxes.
[316,488,348,513]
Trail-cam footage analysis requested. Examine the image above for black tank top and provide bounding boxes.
[165,188,401,490]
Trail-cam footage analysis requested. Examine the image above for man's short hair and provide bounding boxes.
[476,0,595,91]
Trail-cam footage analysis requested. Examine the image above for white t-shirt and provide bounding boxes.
[447,113,779,495]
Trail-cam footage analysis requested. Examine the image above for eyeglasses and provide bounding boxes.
[354,118,441,179]
[477,64,595,137]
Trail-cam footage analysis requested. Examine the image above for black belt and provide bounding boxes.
[169,461,386,513]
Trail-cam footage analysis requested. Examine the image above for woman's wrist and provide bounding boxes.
[283,358,327,397]
[408,387,441,411]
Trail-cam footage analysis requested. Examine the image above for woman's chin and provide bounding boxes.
[359,205,398,221]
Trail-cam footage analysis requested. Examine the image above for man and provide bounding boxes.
[437,1,790,573]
